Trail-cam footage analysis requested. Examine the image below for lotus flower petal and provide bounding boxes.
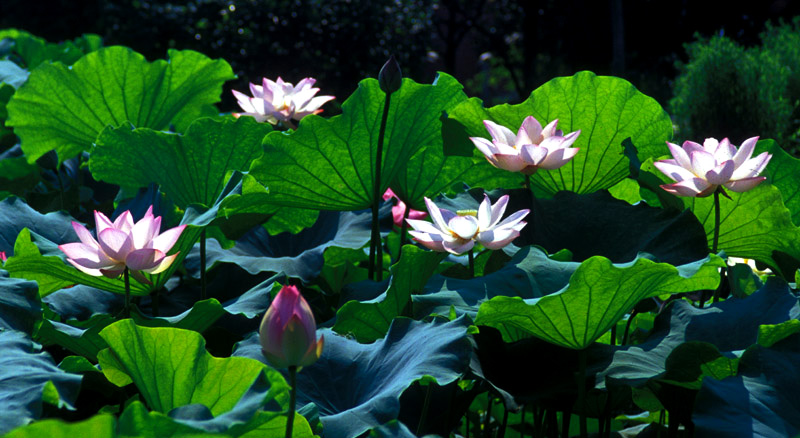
[233,76,334,125]
[259,285,322,369]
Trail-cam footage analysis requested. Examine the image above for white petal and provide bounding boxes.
[515,116,543,147]
[483,120,516,146]
[447,215,479,240]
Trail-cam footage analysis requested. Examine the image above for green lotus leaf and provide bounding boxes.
[248,73,466,210]
[446,71,673,195]
[333,245,446,343]
[7,46,234,163]
[97,320,288,416]
[475,253,724,349]
[90,117,271,208]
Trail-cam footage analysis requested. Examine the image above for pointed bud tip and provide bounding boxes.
[379,55,402,94]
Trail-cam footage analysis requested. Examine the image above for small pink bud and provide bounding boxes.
[259,285,324,369]
[0,251,6,263]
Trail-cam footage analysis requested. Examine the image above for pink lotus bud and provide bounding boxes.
[259,285,324,369]
[0,251,6,263]
[382,188,427,227]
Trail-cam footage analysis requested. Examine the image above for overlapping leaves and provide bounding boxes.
[7,46,234,163]
[248,74,467,210]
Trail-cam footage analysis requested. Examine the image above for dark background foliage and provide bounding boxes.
[3,0,800,148]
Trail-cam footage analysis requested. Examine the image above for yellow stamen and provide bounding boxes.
[456,209,477,217]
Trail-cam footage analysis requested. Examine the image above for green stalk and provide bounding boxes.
[711,189,723,304]
[712,189,721,254]
[577,349,588,438]
[546,408,557,438]
[55,165,65,211]
[468,248,475,279]
[285,366,297,438]
[498,405,509,438]
[399,205,411,259]
[369,91,392,282]
[123,267,131,317]
[416,383,433,435]
[483,395,494,438]
[200,228,207,300]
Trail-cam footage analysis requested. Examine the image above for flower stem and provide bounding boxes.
[416,383,433,435]
[399,204,411,258]
[468,248,475,279]
[577,348,588,438]
[483,394,493,438]
[712,189,721,254]
[200,228,207,300]
[285,365,297,438]
[55,164,65,211]
[369,91,392,281]
[123,267,131,317]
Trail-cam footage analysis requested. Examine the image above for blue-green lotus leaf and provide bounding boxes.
[233,317,472,438]
[0,196,77,256]
[0,276,41,333]
[0,330,82,434]
[693,334,800,438]
[185,206,387,283]
[599,278,800,388]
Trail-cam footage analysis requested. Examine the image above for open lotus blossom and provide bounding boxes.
[654,136,772,197]
[406,194,529,255]
[383,188,427,227]
[470,116,580,175]
[232,76,335,125]
[58,207,186,283]
[260,285,324,369]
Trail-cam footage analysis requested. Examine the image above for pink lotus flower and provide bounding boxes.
[58,207,186,284]
[470,116,580,175]
[382,188,427,227]
[0,251,6,263]
[232,77,334,126]
[406,194,529,255]
[654,137,772,197]
[260,285,324,369]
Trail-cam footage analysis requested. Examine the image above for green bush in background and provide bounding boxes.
[670,34,792,150]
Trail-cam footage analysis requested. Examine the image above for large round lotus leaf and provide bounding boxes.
[7,46,234,163]
[475,253,724,349]
[233,317,472,438]
[249,74,466,210]
[445,71,672,194]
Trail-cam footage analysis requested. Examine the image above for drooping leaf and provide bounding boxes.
[35,315,113,362]
[0,196,77,256]
[0,60,28,89]
[333,245,447,343]
[185,206,385,283]
[413,246,580,319]
[7,46,235,163]
[599,278,800,388]
[475,254,725,349]
[693,335,800,438]
[233,317,472,438]
[0,330,82,435]
[248,73,466,210]
[0,276,41,333]
[445,71,673,194]
[97,320,289,416]
[90,117,271,208]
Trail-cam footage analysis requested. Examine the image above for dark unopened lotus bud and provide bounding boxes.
[378,55,402,94]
